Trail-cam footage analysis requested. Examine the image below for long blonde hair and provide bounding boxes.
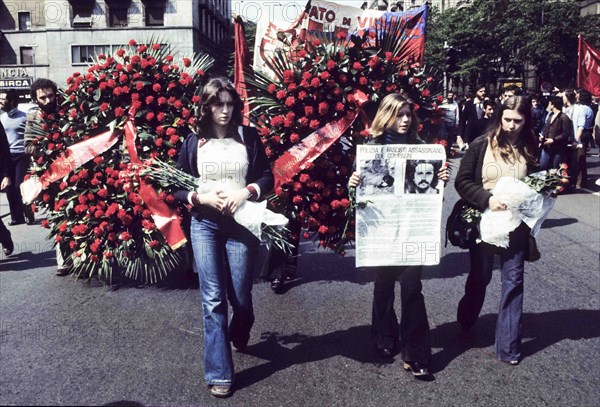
[369,93,419,140]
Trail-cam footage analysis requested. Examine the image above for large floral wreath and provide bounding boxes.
[28,39,213,283]
[246,19,443,253]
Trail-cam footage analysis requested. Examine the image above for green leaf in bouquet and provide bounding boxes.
[93,88,102,102]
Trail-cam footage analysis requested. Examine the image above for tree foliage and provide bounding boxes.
[425,0,600,91]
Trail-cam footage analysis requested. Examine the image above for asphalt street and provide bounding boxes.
[1,150,599,407]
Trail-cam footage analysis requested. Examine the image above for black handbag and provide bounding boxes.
[446,199,480,249]
[525,235,541,262]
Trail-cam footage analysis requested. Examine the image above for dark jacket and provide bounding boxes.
[541,112,573,153]
[455,136,537,212]
[458,99,483,143]
[173,126,274,214]
[0,122,13,179]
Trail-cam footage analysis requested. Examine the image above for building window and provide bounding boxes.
[20,47,34,64]
[145,5,165,26]
[72,45,109,64]
[18,11,31,30]
[72,3,93,27]
[108,6,128,27]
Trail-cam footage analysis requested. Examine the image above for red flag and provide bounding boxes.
[578,35,600,97]
[234,16,251,126]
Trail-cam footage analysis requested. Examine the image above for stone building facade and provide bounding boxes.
[0,0,231,99]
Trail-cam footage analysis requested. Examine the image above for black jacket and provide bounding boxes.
[455,136,538,212]
[0,122,13,179]
[173,126,274,212]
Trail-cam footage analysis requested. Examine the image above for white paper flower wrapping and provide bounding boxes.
[480,177,555,248]
[197,183,288,241]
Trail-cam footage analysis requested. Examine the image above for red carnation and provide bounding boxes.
[153,83,161,92]
[100,103,109,112]
[352,62,362,71]
[290,133,300,144]
[276,89,287,100]
[146,112,155,121]
[120,232,132,241]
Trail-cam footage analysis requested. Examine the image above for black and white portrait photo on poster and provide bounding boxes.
[404,159,443,194]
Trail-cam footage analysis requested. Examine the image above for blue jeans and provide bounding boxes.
[190,212,258,386]
[458,223,528,361]
[539,149,564,171]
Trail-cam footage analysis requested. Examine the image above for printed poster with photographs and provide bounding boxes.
[355,144,446,267]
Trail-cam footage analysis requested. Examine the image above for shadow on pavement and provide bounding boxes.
[429,309,600,374]
[235,325,396,390]
[541,218,578,229]
[0,250,55,272]
[422,251,470,280]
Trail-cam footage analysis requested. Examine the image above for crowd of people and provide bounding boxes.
[1,75,599,398]
[439,84,600,189]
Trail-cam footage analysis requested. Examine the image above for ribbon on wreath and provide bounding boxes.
[21,119,187,250]
[272,89,369,190]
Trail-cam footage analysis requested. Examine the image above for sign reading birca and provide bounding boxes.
[355,144,446,268]
[0,78,32,89]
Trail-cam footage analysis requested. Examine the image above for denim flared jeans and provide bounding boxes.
[191,213,257,386]
[457,222,528,361]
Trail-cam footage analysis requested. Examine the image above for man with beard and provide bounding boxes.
[23,79,69,275]
[405,160,440,194]
[24,78,58,155]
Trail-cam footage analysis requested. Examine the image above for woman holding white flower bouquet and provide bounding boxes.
[173,77,274,398]
[455,96,539,366]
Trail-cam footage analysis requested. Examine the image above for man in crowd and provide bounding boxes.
[0,89,34,225]
[457,84,487,150]
[539,96,573,171]
[24,78,69,275]
[439,91,460,155]
[471,99,495,140]
[0,121,15,256]
[571,89,594,189]
[24,78,58,155]
[531,95,546,136]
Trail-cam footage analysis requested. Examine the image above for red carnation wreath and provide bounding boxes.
[246,19,443,254]
[27,39,214,283]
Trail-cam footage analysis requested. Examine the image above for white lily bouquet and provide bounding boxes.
[478,166,569,248]
[139,160,293,253]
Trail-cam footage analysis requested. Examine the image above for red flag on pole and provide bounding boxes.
[234,15,251,126]
[577,35,600,97]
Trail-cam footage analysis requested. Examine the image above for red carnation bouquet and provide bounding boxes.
[27,38,213,283]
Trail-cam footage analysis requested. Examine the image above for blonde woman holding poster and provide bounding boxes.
[349,93,449,377]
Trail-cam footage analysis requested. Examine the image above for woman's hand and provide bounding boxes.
[195,190,225,212]
[218,189,249,216]
[0,177,10,191]
[438,163,450,183]
[348,171,361,188]
[488,195,507,211]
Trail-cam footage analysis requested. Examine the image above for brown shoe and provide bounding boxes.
[209,385,232,398]
[56,267,69,276]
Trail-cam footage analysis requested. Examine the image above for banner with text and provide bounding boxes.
[253,0,427,76]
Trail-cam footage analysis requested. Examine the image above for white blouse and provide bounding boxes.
[197,137,249,192]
